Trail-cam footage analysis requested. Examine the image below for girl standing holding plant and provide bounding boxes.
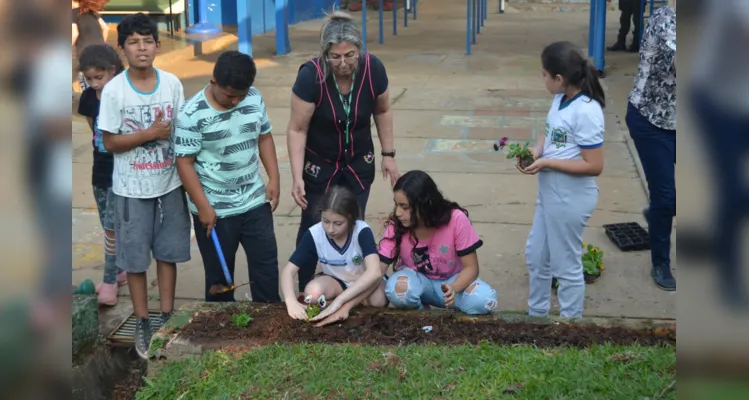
[379,170,498,315]
[520,41,606,318]
[280,186,388,327]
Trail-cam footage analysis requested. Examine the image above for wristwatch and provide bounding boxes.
[381,150,396,158]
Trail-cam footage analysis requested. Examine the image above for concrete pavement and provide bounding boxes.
[72,0,675,320]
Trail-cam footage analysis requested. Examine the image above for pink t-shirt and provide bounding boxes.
[378,209,483,280]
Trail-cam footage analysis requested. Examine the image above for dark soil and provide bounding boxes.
[518,156,534,170]
[178,304,675,349]
[109,359,147,400]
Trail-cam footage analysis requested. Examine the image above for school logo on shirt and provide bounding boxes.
[551,127,568,148]
[352,254,363,265]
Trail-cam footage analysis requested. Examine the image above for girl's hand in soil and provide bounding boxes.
[442,284,456,308]
[519,158,547,175]
[287,300,309,321]
[313,305,351,328]
[310,298,343,324]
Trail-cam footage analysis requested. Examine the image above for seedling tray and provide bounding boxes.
[603,222,650,251]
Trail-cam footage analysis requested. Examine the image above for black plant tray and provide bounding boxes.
[603,222,650,251]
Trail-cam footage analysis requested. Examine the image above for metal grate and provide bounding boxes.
[107,310,164,346]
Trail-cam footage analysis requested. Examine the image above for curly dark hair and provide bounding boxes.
[380,170,468,268]
[117,12,158,48]
[213,51,257,91]
[78,44,124,74]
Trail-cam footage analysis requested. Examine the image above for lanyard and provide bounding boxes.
[333,72,355,145]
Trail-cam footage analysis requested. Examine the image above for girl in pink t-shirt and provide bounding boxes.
[378,170,498,314]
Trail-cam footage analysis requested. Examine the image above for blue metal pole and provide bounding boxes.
[588,0,596,57]
[275,0,291,55]
[186,0,221,34]
[362,2,367,52]
[393,0,397,35]
[472,0,477,44]
[466,0,471,55]
[379,0,384,44]
[481,0,486,25]
[334,0,340,11]
[476,0,484,29]
[414,0,418,20]
[593,0,606,73]
[237,0,252,56]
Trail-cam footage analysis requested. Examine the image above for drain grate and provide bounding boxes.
[107,310,164,346]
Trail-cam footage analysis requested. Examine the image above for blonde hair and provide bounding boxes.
[318,11,362,81]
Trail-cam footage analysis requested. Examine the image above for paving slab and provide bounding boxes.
[72,0,675,320]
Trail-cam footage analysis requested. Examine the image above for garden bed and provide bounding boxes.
[167,303,675,350]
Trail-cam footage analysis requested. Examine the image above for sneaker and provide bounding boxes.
[97,283,118,306]
[160,311,174,328]
[651,265,676,291]
[134,317,153,360]
[117,271,128,286]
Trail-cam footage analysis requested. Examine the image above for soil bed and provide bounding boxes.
[178,304,674,348]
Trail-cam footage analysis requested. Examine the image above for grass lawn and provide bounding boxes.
[136,343,675,399]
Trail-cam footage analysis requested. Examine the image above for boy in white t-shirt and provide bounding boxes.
[519,41,606,318]
[99,13,191,359]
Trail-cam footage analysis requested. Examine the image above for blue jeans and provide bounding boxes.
[690,89,749,296]
[625,102,676,269]
[384,268,498,315]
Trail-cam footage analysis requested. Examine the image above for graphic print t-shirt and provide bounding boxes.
[541,93,605,161]
[78,87,114,188]
[98,69,185,198]
[174,86,272,218]
[378,209,483,280]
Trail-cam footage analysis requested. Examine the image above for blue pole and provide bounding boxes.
[186,0,221,34]
[414,0,418,20]
[588,0,596,57]
[237,0,252,56]
[362,1,367,53]
[275,0,291,56]
[379,0,384,44]
[593,0,606,73]
[466,0,471,55]
[481,0,485,25]
[472,0,477,44]
[478,0,482,31]
[393,0,397,35]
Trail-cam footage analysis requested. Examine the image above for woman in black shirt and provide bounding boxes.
[287,12,399,291]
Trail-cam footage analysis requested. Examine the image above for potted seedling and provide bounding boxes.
[552,242,605,289]
[493,137,535,170]
[304,295,327,320]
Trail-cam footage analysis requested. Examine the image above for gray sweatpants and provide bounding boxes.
[525,170,598,318]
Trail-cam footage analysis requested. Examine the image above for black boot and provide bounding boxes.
[651,264,676,291]
[607,41,627,52]
[627,42,640,53]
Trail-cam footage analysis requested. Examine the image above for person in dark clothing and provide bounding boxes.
[287,12,400,293]
[607,0,642,52]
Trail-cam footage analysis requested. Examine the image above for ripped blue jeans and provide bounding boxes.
[384,268,498,315]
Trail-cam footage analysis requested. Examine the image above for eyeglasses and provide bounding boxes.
[326,54,359,66]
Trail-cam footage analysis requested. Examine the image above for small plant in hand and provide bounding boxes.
[552,242,605,289]
[493,137,535,170]
[231,313,253,328]
[305,295,327,320]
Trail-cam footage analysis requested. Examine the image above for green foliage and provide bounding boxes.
[582,242,605,276]
[306,304,321,319]
[231,313,253,328]
[504,141,534,160]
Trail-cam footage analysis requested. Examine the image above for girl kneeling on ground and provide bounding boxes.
[379,170,498,315]
[281,186,388,326]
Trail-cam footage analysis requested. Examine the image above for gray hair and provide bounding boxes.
[318,11,362,81]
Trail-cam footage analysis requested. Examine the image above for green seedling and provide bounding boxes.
[231,313,253,328]
[304,294,327,320]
